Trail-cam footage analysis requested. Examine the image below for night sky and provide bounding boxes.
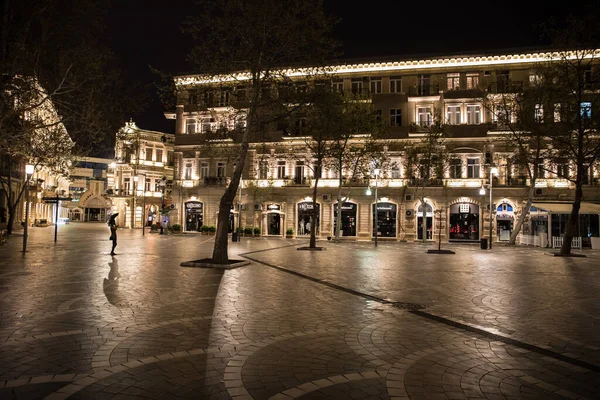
[105,0,588,134]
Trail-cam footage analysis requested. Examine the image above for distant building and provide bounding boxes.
[107,121,175,229]
[66,157,112,222]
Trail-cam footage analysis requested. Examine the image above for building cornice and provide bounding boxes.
[174,49,600,87]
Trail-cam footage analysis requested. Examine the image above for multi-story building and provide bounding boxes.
[109,121,175,229]
[66,157,113,222]
[165,48,600,246]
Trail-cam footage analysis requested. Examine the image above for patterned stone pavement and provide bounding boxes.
[0,224,599,399]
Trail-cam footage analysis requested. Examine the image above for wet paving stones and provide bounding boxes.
[1,224,599,399]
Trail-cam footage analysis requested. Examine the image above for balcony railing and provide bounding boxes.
[408,84,440,97]
[487,81,524,94]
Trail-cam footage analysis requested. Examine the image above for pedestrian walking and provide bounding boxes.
[107,213,119,255]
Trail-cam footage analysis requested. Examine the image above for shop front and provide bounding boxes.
[265,203,283,236]
[333,201,357,237]
[372,202,397,238]
[449,202,480,242]
[185,201,203,232]
[417,202,433,240]
[496,202,515,241]
[297,201,320,236]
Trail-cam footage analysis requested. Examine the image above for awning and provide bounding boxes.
[532,202,600,214]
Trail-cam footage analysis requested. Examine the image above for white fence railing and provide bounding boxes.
[519,235,542,246]
[552,236,582,249]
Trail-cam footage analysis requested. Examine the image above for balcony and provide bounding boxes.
[204,176,228,186]
[487,81,523,94]
[408,84,440,97]
[442,88,485,99]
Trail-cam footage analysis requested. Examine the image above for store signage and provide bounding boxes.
[376,203,396,211]
[298,202,314,211]
[186,202,203,209]
[267,204,280,210]
[459,204,470,213]
[340,203,356,211]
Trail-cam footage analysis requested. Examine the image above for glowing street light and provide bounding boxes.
[22,164,34,253]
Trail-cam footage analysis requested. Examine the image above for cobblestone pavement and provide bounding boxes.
[1,224,599,399]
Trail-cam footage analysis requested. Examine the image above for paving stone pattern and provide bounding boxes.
[0,224,599,399]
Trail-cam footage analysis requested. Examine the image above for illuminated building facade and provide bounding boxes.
[109,121,175,229]
[165,49,600,246]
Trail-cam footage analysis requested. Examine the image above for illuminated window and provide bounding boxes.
[581,102,592,119]
[295,161,305,184]
[155,149,163,163]
[200,162,209,178]
[259,161,268,179]
[390,76,402,93]
[536,161,545,178]
[529,74,542,86]
[124,178,131,195]
[417,107,432,127]
[447,73,460,90]
[389,109,402,127]
[467,158,480,178]
[554,103,562,122]
[466,73,479,89]
[370,77,382,94]
[145,148,153,161]
[186,118,197,134]
[466,105,481,124]
[446,105,461,125]
[185,162,192,180]
[277,161,286,178]
[145,178,151,192]
[450,159,462,178]
[534,104,544,123]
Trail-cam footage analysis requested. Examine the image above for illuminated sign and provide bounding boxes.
[186,202,203,209]
[459,204,470,213]
[267,204,280,210]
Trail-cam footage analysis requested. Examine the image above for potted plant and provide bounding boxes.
[243,227,253,236]
[253,227,261,237]
[200,225,209,234]
[172,224,182,232]
[208,225,216,234]
[286,228,294,238]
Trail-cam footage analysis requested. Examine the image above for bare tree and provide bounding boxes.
[403,109,449,243]
[181,0,338,264]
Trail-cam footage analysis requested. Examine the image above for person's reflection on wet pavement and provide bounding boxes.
[103,257,122,306]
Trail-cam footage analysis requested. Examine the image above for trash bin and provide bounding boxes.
[480,237,488,249]
[232,232,238,242]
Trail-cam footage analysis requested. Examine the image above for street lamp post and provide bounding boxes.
[159,176,166,235]
[366,168,380,247]
[489,167,498,249]
[22,164,34,253]
[133,176,139,231]
[136,174,147,236]
[237,177,243,241]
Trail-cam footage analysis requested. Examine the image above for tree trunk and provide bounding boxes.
[334,163,343,241]
[560,182,583,255]
[310,174,319,248]
[508,186,535,246]
[212,145,248,264]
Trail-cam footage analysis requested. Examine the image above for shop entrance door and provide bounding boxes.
[267,213,281,235]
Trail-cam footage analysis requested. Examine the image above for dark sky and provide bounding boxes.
[105,0,587,134]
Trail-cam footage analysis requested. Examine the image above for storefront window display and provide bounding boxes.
[417,202,433,240]
[372,202,396,237]
[185,201,203,232]
[333,202,357,236]
[297,202,320,235]
[496,202,514,241]
[266,204,281,235]
[449,202,480,241]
